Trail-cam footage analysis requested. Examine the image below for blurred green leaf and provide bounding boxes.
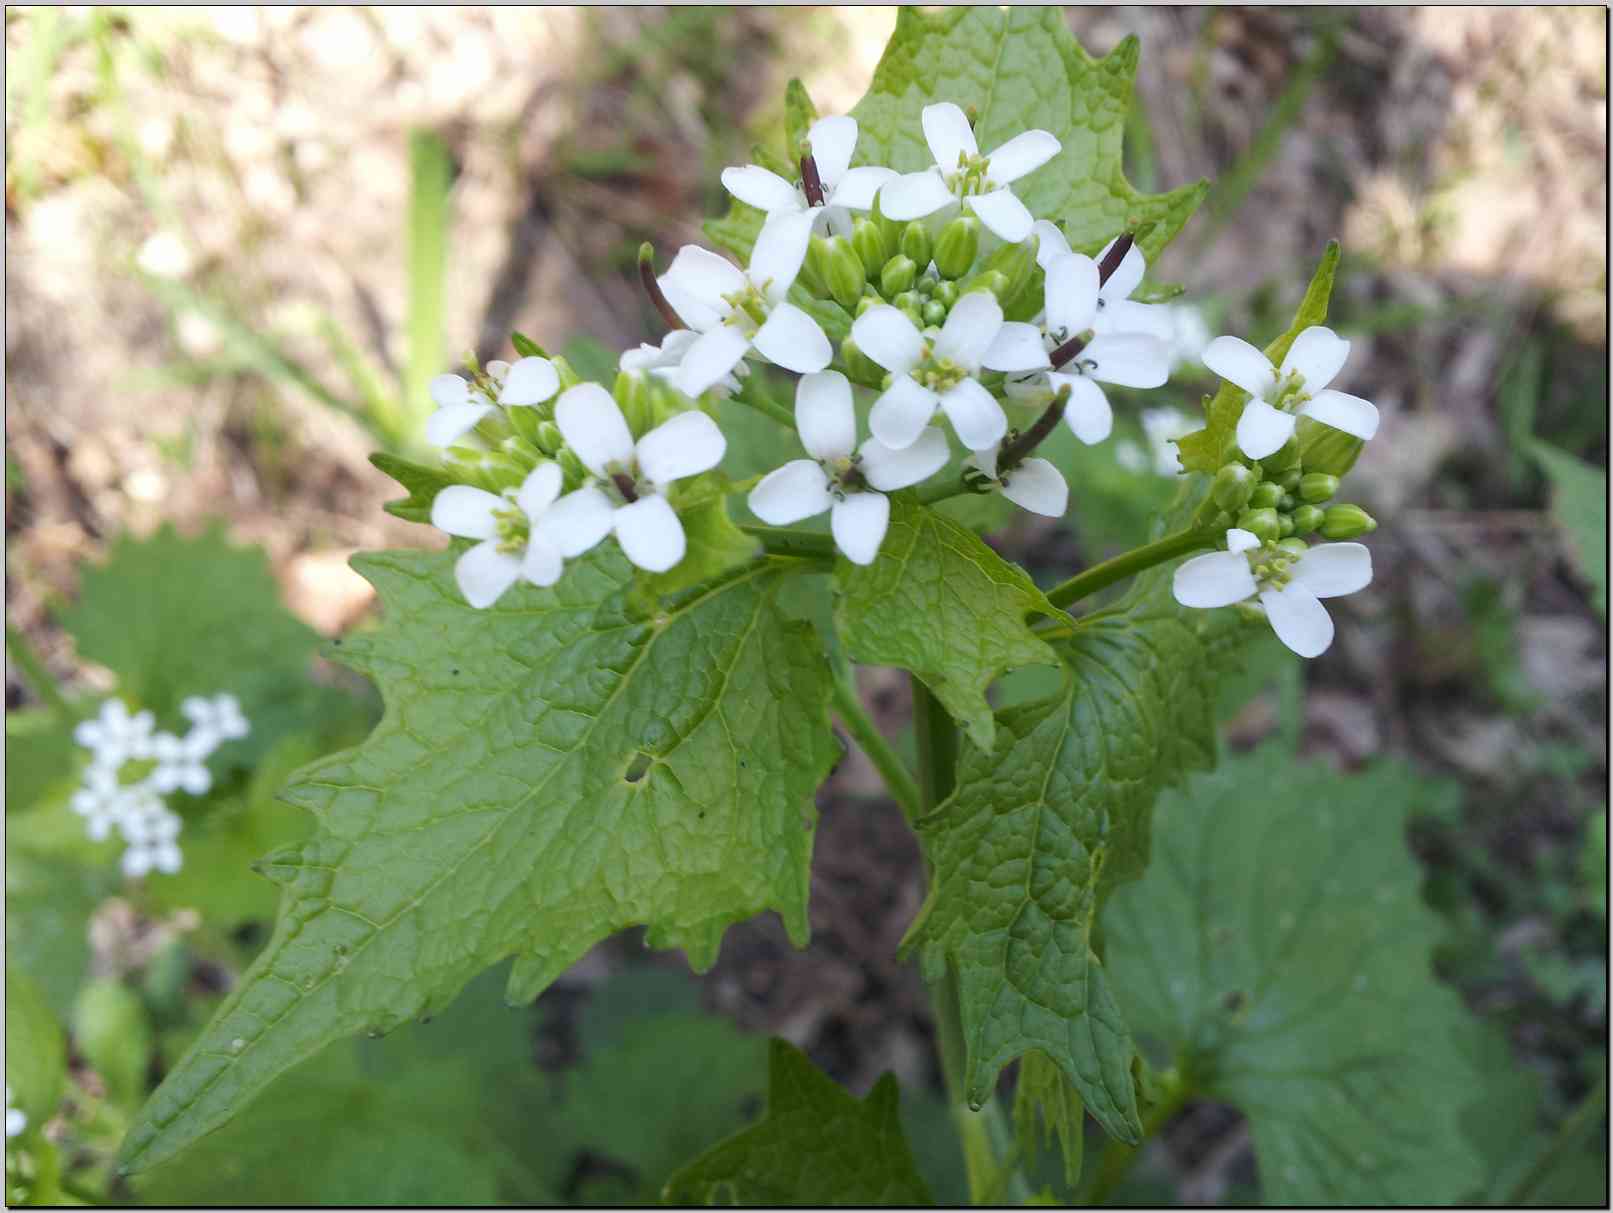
[5,966,66,1133]
[1014,1050,1085,1189]
[1104,745,1487,1204]
[370,450,460,524]
[73,980,154,1110]
[558,335,618,385]
[1530,441,1607,615]
[663,1039,934,1205]
[1583,810,1607,919]
[4,702,89,816]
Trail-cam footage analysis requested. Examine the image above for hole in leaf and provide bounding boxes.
[624,752,653,783]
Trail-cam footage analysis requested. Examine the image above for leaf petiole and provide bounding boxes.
[1045,526,1220,610]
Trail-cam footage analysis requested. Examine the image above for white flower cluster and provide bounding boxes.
[69,695,248,878]
[415,98,1381,656]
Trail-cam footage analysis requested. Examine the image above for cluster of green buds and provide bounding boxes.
[1204,455,1377,544]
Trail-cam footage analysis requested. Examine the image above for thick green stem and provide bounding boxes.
[914,480,975,508]
[1084,1067,1190,1205]
[740,525,836,562]
[5,622,72,722]
[731,374,797,429]
[910,676,1030,1205]
[1045,527,1219,610]
[831,662,921,822]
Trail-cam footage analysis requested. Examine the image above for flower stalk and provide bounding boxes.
[1046,526,1221,609]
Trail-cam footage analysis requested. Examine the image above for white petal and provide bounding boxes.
[637,410,726,486]
[1235,398,1297,460]
[795,370,856,461]
[677,325,752,398]
[1280,325,1350,392]
[1044,254,1100,342]
[749,459,832,525]
[431,485,505,540]
[1030,219,1072,269]
[939,379,1007,451]
[830,492,891,566]
[806,115,858,188]
[1260,584,1335,658]
[1203,335,1278,399]
[429,373,469,409]
[1289,543,1372,599]
[515,462,564,519]
[658,277,726,332]
[825,165,897,212]
[521,534,565,587]
[878,169,954,221]
[752,302,831,373]
[536,486,615,557]
[869,375,940,450]
[922,102,978,168]
[1226,528,1262,554]
[965,188,1034,243]
[748,210,815,301]
[1082,333,1171,389]
[1001,457,1067,516]
[858,426,949,492]
[1298,389,1380,441]
[456,540,523,609]
[935,289,1003,370]
[986,129,1060,184]
[1093,298,1172,341]
[1096,237,1147,300]
[555,383,635,476]
[487,360,511,382]
[1173,551,1258,609]
[967,443,999,479]
[498,356,560,406]
[613,494,685,573]
[425,402,493,447]
[1050,372,1113,445]
[662,244,746,314]
[720,165,802,213]
[982,321,1052,373]
[851,305,925,374]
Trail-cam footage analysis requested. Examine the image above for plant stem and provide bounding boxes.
[741,525,836,561]
[914,479,974,508]
[5,622,72,722]
[997,385,1072,470]
[1084,1067,1191,1205]
[1044,527,1219,610]
[732,374,797,429]
[1504,1073,1608,1205]
[909,677,1031,1205]
[831,662,922,822]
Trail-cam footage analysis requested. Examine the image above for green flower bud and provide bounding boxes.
[1234,600,1268,623]
[1211,510,1234,530]
[1276,537,1310,559]
[922,299,948,327]
[505,400,545,447]
[900,221,933,270]
[980,236,1039,304]
[1277,513,1296,538]
[893,289,922,313]
[901,305,925,328]
[558,447,589,485]
[854,293,880,318]
[551,355,582,392]
[1248,481,1284,510]
[1212,463,1257,512]
[801,234,832,297]
[916,274,937,296]
[499,435,541,471]
[973,270,1012,301]
[1276,467,1303,493]
[1295,415,1365,477]
[534,420,564,455]
[1299,472,1340,504]
[880,254,918,299]
[840,336,885,388]
[934,280,960,308]
[934,216,980,279]
[1319,504,1378,540]
[1290,503,1325,534]
[812,235,860,310]
[852,218,888,276]
[614,369,652,435]
[1235,507,1281,545]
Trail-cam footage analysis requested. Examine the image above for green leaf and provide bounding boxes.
[4,702,90,815]
[119,548,837,1174]
[1176,241,1341,475]
[1103,745,1487,1205]
[663,1039,934,1206]
[370,450,459,524]
[5,966,66,1133]
[902,551,1247,1143]
[73,979,155,1109]
[837,498,1062,751]
[56,523,331,768]
[635,495,759,602]
[134,968,555,1205]
[850,9,1206,262]
[1530,440,1607,615]
[1014,1050,1085,1189]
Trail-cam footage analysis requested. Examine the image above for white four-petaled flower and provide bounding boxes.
[983,252,1171,444]
[431,462,582,608]
[425,355,561,447]
[551,384,727,573]
[1029,224,1166,339]
[749,371,949,565]
[619,330,745,398]
[720,115,897,237]
[852,291,1007,452]
[1173,528,1373,657]
[1203,325,1380,461]
[657,211,832,398]
[962,443,1068,517]
[880,103,1061,243]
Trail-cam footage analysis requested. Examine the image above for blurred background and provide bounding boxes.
[5,6,1606,1205]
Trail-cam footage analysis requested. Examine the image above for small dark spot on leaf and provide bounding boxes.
[624,752,653,783]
